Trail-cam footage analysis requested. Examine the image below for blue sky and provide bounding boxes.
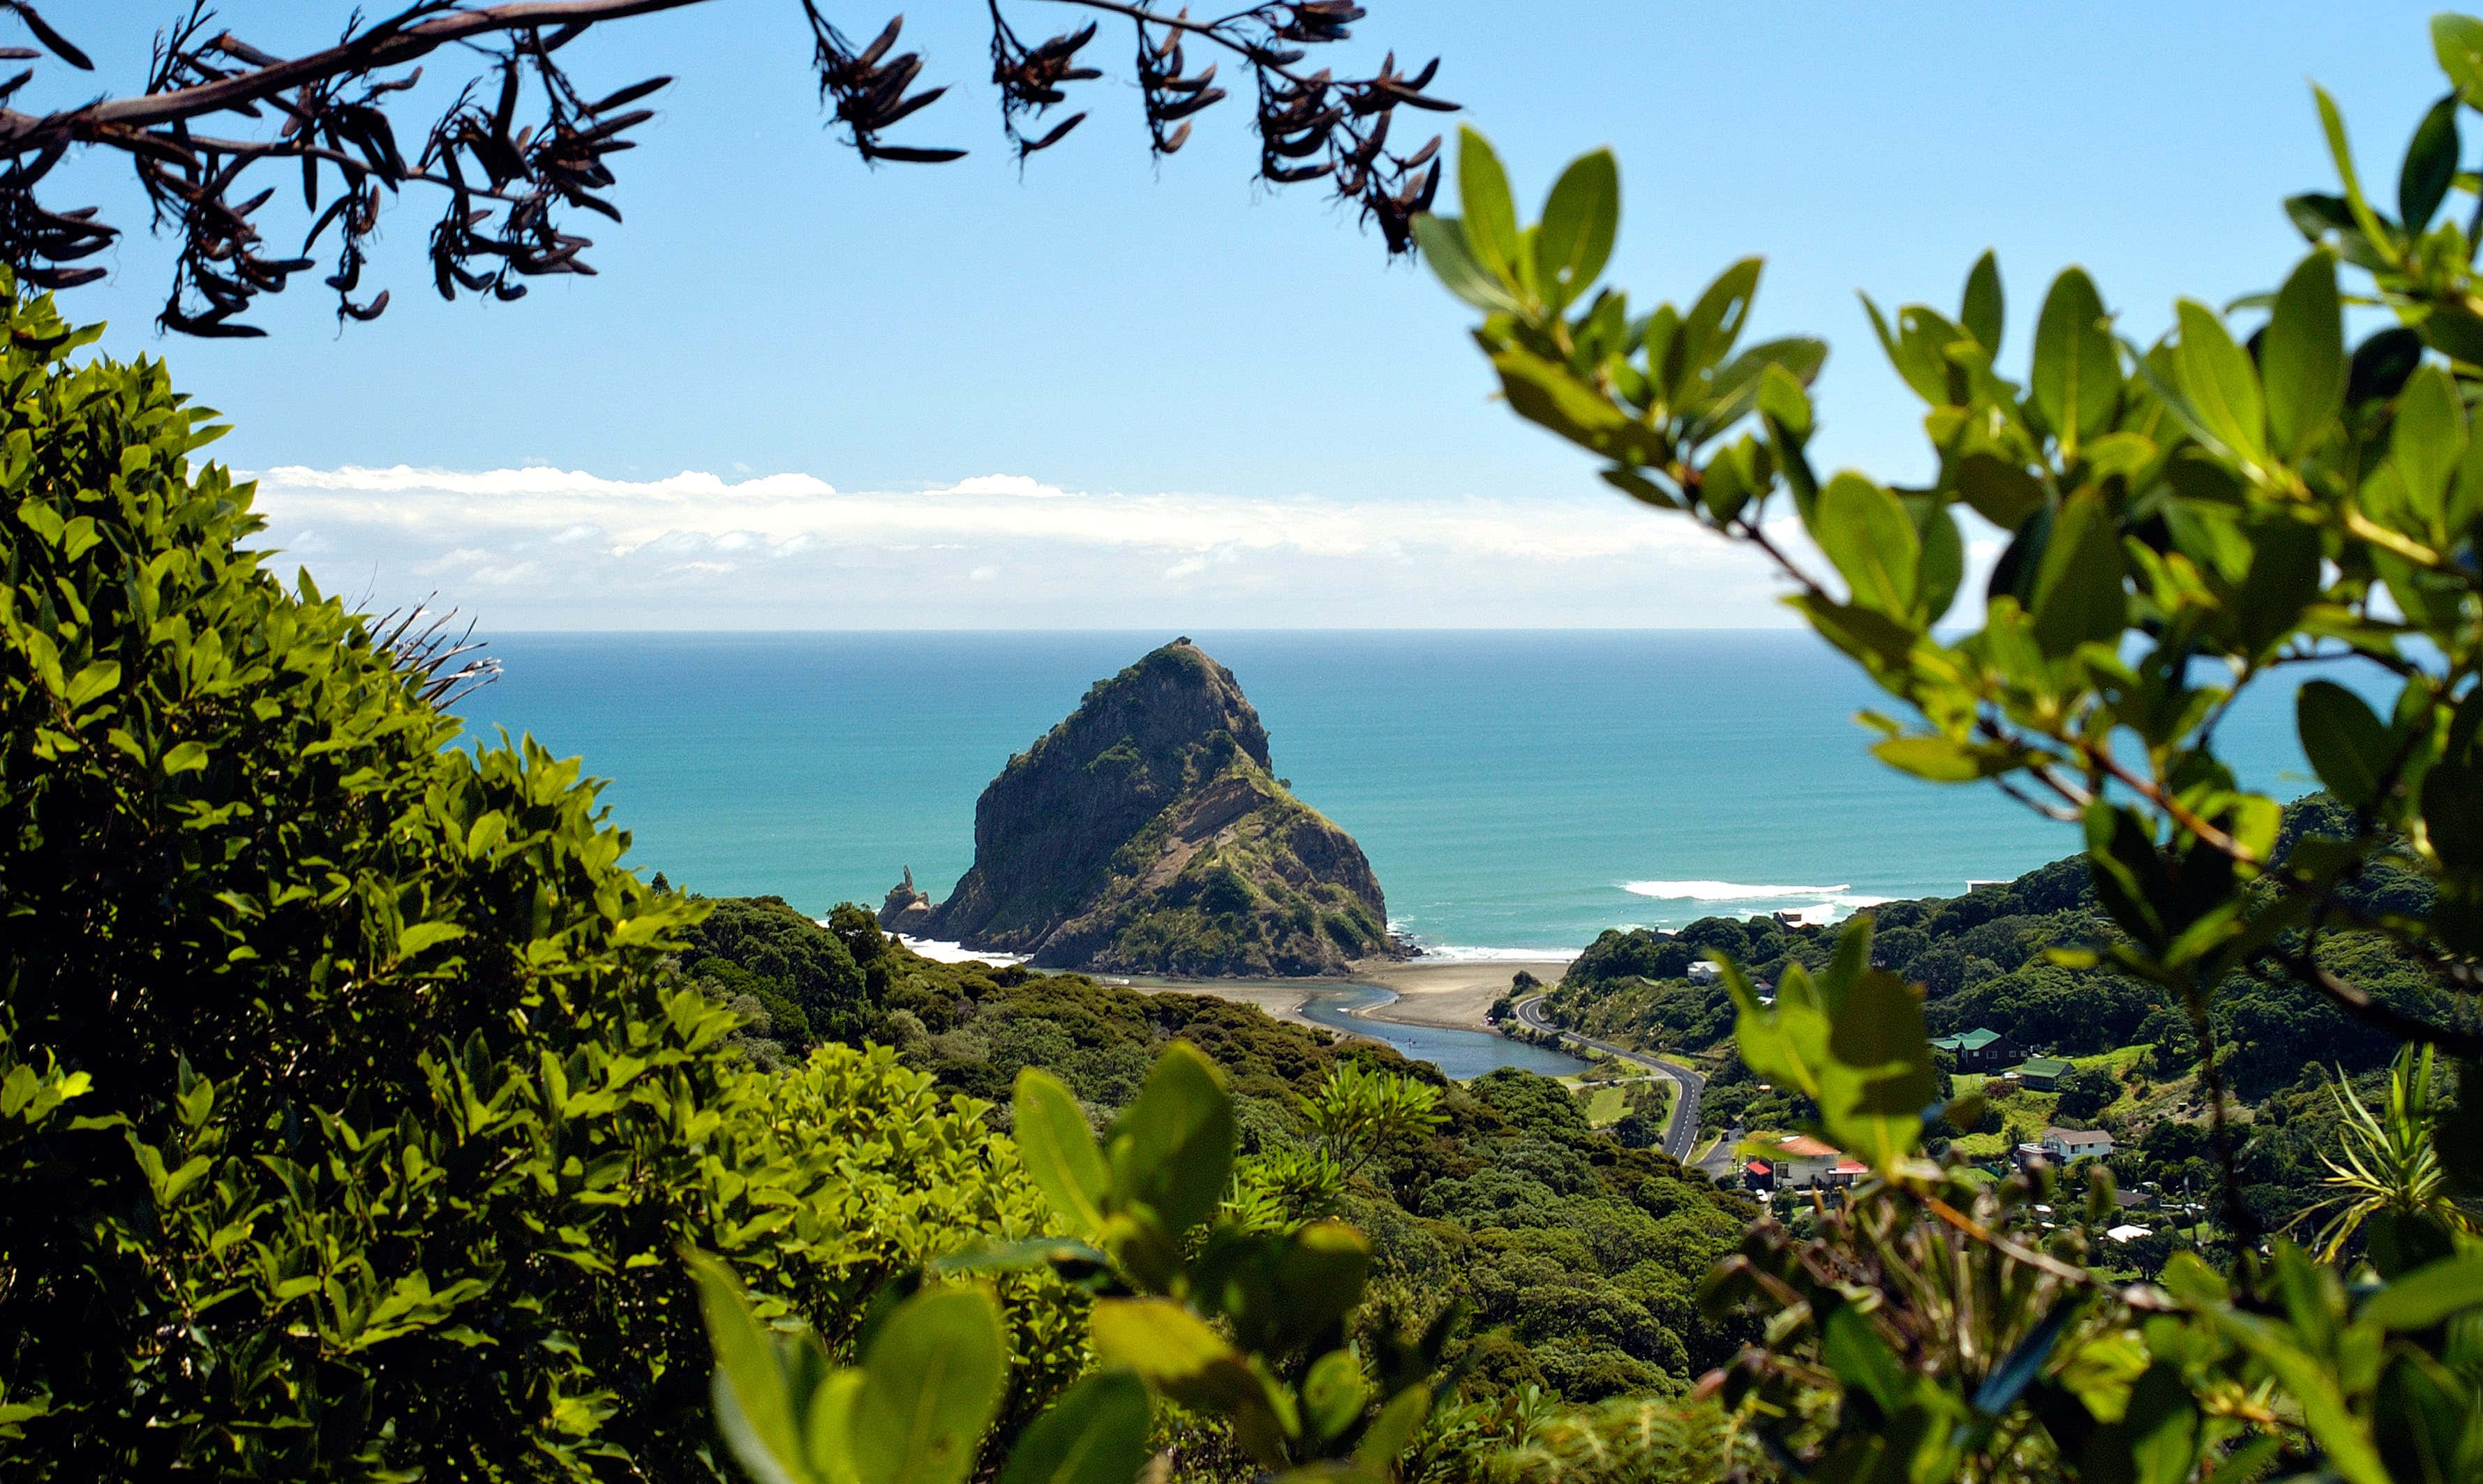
[40,1,2456,627]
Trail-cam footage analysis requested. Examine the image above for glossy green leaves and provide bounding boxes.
[2031,267,2119,453]
[2172,298,2267,464]
[1722,918,1937,1174]
[995,1044,1421,1477]
[2297,680,2393,807]
[2264,250,2345,460]
[693,1254,1009,1484]
[1013,1040,1233,1243]
[1534,149,1620,310]
[1421,127,1617,315]
[1012,1067,1109,1237]
[993,1374,1152,1484]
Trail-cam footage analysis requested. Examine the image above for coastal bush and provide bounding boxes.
[1420,12,2483,1475]
[0,283,1081,1478]
[686,922,1761,1411]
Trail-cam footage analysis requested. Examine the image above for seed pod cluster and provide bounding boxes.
[0,0,1452,337]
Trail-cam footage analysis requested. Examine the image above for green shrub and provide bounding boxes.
[0,281,1078,1478]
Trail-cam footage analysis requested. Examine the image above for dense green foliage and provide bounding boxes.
[1422,13,2483,1475]
[687,914,1759,1405]
[0,285,1082,1478]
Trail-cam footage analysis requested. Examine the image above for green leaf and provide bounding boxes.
[1455,126,1523,289]
[849,1287,1011,1484]
[1090,1298,1292,1464]
[1822,1305,1906,1414]
[1532,149,1619,310]
[2234,515,2322,656]
[1960,250,2004,355]
[1677,258,1764,380]
[2314,84,2398,271]
[1411,215,1516,313]
[1355,1383,1431,1471]
[2390,363,2467,527]
[2262,249,2343,461]
[994,1372,1151,1484]
[1268,1219,1372,1350]
[2436,14,2483,105]
[2297,680,2393,808]
[63,660,120,711]
[2094,1365,2204,1484]
[162,740,209,776]
[689,1251,811,1484]
[2400,93,2461,232]
[1013,1068,1110,1238]
[2031,268,2119,451]
[1301,1350,1369,1444]
[1917,504,1964,622]
[1953,453,2046,529]
[1811,473,1918,616]
[397,922,468,959]
[2173,299,2267,463]
[1872,736,2019,783]
[2419,303,2483,367]
[2199,1307,2391,1484]
[2029,489,2126,658]
[1108,1042,1235,1234]
[2356,1249,2483,1330]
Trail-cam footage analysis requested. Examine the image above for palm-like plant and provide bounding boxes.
[2298,1044,2481,1262]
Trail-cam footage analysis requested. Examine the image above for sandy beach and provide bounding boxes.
[1340,957,1572,1030]
[1110,956,1571,1035]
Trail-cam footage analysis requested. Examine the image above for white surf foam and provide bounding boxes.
[1406,943,1585,963]
[1622,879,1854,901]
[890,935,1029,966]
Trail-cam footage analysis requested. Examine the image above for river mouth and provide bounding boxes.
[1297,983,1586,1080]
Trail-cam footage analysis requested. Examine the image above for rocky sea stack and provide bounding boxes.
[885,640,1398,975]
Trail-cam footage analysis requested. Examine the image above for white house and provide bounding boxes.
[1770,1135,1841,1188]
[2041,1127,2115,1162]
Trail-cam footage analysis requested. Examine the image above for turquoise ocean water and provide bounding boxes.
[450,631,2323,955]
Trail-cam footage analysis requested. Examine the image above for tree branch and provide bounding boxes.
[0,0,1451,333]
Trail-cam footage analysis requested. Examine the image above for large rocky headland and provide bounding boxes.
[882,639,1399,976]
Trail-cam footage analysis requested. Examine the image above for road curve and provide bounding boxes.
[1512,995,1705,1162]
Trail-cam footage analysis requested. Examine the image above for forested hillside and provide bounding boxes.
[1527,795,2445,1235]
[681,903,1758,1402]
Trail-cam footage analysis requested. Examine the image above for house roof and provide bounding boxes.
[2013,1056,2074,1077]
[2043,1125,2113,1145]
[1745,1160,1773,1176]
[2105,1224,2154,1243]
[1775,1134,1838,1158]
[1933,1028,2006,1050]
[1832,1160,1870,1175]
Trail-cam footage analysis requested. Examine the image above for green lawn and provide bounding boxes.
[1583,1084,1630,1127]
[2073,1043,2153,1074]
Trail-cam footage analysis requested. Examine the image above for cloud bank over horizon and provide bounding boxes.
[245,463,1810,630]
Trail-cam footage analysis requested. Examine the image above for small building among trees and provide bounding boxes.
[1930,1027,2022,1071]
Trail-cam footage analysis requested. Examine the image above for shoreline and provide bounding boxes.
[1112,954,1574,1035]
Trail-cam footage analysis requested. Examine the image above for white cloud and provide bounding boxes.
[240,464,1807,629]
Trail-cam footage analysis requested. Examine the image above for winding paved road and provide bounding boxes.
[1512,995,1706,1162]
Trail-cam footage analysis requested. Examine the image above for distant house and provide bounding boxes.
[1743,1159,1775,1194]
[2012,1056,2075,1090]
[1770,1135,1841,1189]
[1687,961,1723,984]
[2104,1223,2154,1243]
[2041,1126,2115,1162]
[1930,1027,2023,1072]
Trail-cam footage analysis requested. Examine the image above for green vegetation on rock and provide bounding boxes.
[914,640,1396,976]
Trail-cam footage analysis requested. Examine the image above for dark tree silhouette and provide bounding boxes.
[0,0,1451,336]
